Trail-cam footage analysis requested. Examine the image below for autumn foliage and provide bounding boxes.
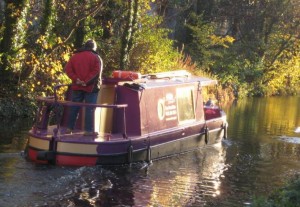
[0,0,299,117]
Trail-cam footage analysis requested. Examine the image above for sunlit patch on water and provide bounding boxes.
[278,135,300,144]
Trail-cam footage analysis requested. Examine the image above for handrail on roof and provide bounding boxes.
[37,96,128,108]
[36,84,128,139]
[199,79,218,86]
[148,70,191,79]
[51,84,127,108]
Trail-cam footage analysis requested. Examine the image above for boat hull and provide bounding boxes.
[26,125,225,166]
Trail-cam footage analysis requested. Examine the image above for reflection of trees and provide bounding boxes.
[264,141,300,160]
[226,97,300,141]
[220,96,300,203]
[130,143,227,206]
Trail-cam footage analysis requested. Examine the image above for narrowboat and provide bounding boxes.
[25,70,228,166]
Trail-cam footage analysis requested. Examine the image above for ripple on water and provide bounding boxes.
[278,135,300,144]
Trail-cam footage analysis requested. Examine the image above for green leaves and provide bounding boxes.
[252,176,300,207]
[0,0,299,108]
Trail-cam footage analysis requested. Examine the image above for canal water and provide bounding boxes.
[0,96,299,207]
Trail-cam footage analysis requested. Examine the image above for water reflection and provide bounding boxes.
[46,143,227,207]
[0,142,227,207]
[133,143,227,207]
[218,96,300,205]
[278,135,300,144]
[226,97,300,139]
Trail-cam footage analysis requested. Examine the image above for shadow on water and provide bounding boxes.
[0,96,300,207]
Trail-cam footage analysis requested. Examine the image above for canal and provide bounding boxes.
[0,96,299,207]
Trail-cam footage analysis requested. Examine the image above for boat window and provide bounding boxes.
[176,87,195,122]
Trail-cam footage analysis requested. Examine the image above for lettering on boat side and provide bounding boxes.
[157,93,178,121]
[157,99,165,120]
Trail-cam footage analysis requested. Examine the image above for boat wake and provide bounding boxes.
[222,139,234,147]
[0,152,20,158]
[278,135,300,144]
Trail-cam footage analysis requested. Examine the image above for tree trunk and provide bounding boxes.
[0,0,26,82]
[120,0,139,70]
[74,20,86,49]
[72,0,86,49]
[40,0,53,35]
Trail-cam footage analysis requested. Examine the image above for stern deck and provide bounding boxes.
[31,125,126,143]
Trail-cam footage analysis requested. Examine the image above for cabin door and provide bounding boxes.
[94,85,116,135]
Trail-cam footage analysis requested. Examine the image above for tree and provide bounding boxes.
[0,0,28,84]
[120,0,139,70]
[207,0,300,96]
[0,0,299,103]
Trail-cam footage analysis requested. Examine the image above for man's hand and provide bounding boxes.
[76,78,86,86]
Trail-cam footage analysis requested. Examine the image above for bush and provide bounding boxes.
[252,175,300,207]
[0,97,36,118]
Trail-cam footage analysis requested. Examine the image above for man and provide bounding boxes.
[65,39,103,136]
[205,98,214,107]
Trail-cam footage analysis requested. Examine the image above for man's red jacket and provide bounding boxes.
[65,50,102,92]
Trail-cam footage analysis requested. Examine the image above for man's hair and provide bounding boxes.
[84,39,97,51]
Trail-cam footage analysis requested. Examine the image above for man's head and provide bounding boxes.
[84,39,97,51]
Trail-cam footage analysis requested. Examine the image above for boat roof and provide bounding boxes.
[138,76,218,89]
[105,70,218,89]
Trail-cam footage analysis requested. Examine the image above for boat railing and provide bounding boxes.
[37,96,128,109]
[34,84,128,138]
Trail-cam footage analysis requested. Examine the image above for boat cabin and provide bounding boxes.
[49,70,218,138]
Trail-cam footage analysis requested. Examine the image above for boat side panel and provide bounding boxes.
[206,128,224,145]
[140,87,178,134]
[115,86,142,135]
[129,127,224,163]
[96,140,131,154]
[96,154,129,165]
[150,129,223,160]
[56,154,98,166]
[205,119,224,136]
[139,83,206,135]
[147,122,206,146]
[150,134,204,159]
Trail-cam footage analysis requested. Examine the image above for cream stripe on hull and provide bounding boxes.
[29,137,50,150]
[56,142,98,155]
[29,136,99,155]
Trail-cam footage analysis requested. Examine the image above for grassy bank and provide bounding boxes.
[252,175,300,207]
